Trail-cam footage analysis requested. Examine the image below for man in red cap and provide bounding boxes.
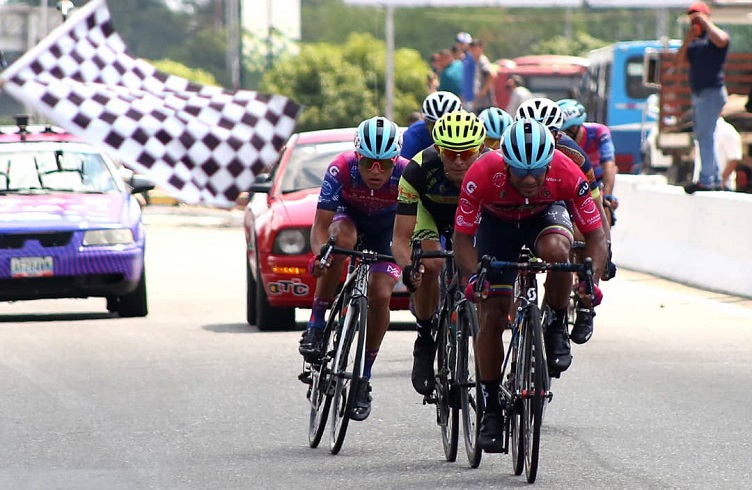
[676,1,731,194]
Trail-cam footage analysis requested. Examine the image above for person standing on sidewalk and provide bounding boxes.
[675,1,730,194]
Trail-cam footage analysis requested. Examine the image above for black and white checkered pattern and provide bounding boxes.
[0,0,300,208]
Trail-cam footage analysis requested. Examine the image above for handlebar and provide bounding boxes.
[319,235,395,264]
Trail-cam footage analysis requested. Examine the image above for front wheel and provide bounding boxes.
[519,305,544,483]
[436,304,459,462]
[457,302,482,468]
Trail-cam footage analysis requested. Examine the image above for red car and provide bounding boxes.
[244,127,409,331]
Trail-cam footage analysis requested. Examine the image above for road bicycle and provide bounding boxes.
[410,238,482,468]
[301,236,395,455]
[474,247,594,483]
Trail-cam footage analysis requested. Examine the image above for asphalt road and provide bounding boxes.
[0,205,750,490]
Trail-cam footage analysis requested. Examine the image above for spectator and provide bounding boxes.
[676,1,730,193]
[505,74,533,115]
[457,32,476,110]
[437,49,462,97]
[468,40,495,114]
[692,116,742,191]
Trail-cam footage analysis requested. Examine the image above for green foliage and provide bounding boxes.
[259,33,430,131]
[532,32,609,57]
[148,59,218,86]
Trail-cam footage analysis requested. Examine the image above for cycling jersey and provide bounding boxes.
[397,146,460,241]
[455,149,602,236]
[556,133,599,199]
[571,122,615,181]
[400,120,434,160]
[318,151,408,216]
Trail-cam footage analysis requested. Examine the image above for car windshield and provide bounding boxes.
[0,144,120,194]
[278,141,353,193]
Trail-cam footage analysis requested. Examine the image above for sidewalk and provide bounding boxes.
[142,203,243,228]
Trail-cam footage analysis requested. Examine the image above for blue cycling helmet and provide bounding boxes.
[354,116,402,159]
[478,107,514,140]
[501,119,555,170]
[557,98,587,130]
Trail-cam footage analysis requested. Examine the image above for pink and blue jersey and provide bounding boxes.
[573,123,615,182]
[318,151,408,216]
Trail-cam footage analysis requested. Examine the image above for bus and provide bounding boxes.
[494,55,590,111]
[580,40,681,173]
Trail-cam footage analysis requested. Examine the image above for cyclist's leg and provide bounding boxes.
[300,213,358,359]
[475,213,521,452]
[532,202,575,372]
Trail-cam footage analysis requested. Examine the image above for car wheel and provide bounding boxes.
[117,268,148,318]
[106,295,118,313]
[246,258,257,325]
[255,262,296,331]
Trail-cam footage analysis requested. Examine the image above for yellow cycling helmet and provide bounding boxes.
[432,110,486,151]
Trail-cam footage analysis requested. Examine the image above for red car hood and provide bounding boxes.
[0,193,127,231]
[268,188,319,229]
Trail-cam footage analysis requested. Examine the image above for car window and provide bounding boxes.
[0,146,120,193]
[279,141,353,193]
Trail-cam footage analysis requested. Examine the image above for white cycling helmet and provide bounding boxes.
[421,91,463,124]
[515,97,564,132]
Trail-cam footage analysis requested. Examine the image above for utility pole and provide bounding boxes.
[266,0,274,69]
[226,0,240,89]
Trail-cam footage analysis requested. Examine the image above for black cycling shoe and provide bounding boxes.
[570,308,594,345]
[298,328,326,361]
[478,412,505,453]
[350,380,372,421]
[544,326,572,374]
[411,335,436,395]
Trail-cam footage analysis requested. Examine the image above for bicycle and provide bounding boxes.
[410,238,482,467]
[474,247,594,483]
[301,236,395,455]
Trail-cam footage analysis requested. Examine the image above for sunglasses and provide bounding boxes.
[439,146,481,161]
[357,155,396,173]
[508,166,549,178]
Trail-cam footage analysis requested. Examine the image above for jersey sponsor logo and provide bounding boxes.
[321,181,333,195]
[465,181,477,194]
[456,214,469,227]
[582,199,597,215]
[577,180,589,197]
[459,197,474,215]
[541,187,551,199]
[492,172,506,188]
[329,166,340,176]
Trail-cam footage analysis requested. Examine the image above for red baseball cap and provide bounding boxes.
[687,2,711,15]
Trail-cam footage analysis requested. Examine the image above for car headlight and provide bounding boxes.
[273,229,310,255]
[83,228,135,246]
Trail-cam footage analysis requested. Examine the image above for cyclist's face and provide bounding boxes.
[356,154,396,189]
[507,164,549,197]
[437,144,483,185]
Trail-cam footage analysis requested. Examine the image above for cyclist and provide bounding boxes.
[401,91,463,160]
[516,97,615,344]
[298,116,409,421]
[453,120,607,452]
[557,98,619,227]
[392,110,488,396]
[478,107,514,150]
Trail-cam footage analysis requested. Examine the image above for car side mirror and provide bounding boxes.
[129,174,156,195]
[249,173,272,194]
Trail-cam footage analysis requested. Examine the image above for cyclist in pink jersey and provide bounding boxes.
[453,119,607,452]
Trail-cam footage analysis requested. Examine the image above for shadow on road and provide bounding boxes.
[203,321,415,334]
[0,312,115,322]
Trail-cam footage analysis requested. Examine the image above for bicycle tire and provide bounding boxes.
[436,303,459,462]
[457,302,482,468]
[510,319,526,476]
[522,305,544,483]
[329,296,367,455]
[307,293,346,448]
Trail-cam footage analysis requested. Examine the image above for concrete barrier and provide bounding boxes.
[611,174,752,298]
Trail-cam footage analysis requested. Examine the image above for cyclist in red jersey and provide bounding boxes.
[453,119,607,452]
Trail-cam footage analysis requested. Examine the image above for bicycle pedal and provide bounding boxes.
[298,371,313,385]
[422,394,437,405]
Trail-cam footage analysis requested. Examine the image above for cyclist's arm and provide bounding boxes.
[601,159,617,198]
[453,230,477,281]
[310,208,336,256]
[581,225,607,286]
[393,213,417,269]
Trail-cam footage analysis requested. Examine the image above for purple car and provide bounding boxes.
[0,117,154,317]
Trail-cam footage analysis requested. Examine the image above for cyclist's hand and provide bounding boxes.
[577,280,603,307]
[601,242,617,281]
[307,255,332,277]
[604,194,619,210]
[402,264,424,293]
[464,274,489,303]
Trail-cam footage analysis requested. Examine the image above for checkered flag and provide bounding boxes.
[0,0,300,208]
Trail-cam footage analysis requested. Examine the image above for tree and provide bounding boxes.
[259,33,429,131]
[148,59,218,86]
[532,32,608,57]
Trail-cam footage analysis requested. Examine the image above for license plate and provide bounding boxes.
[11,256,54,278]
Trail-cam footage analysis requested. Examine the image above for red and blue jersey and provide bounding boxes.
[454,149,602,236]
[318,151,409,216]
[572,122,615,181]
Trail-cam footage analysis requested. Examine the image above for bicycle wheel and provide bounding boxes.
[457,301,482,468]
[510,323,525,476]
[520,305,544,483]
[329,296,367,455]
[307,293,345,448]
[435,303,459,462]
